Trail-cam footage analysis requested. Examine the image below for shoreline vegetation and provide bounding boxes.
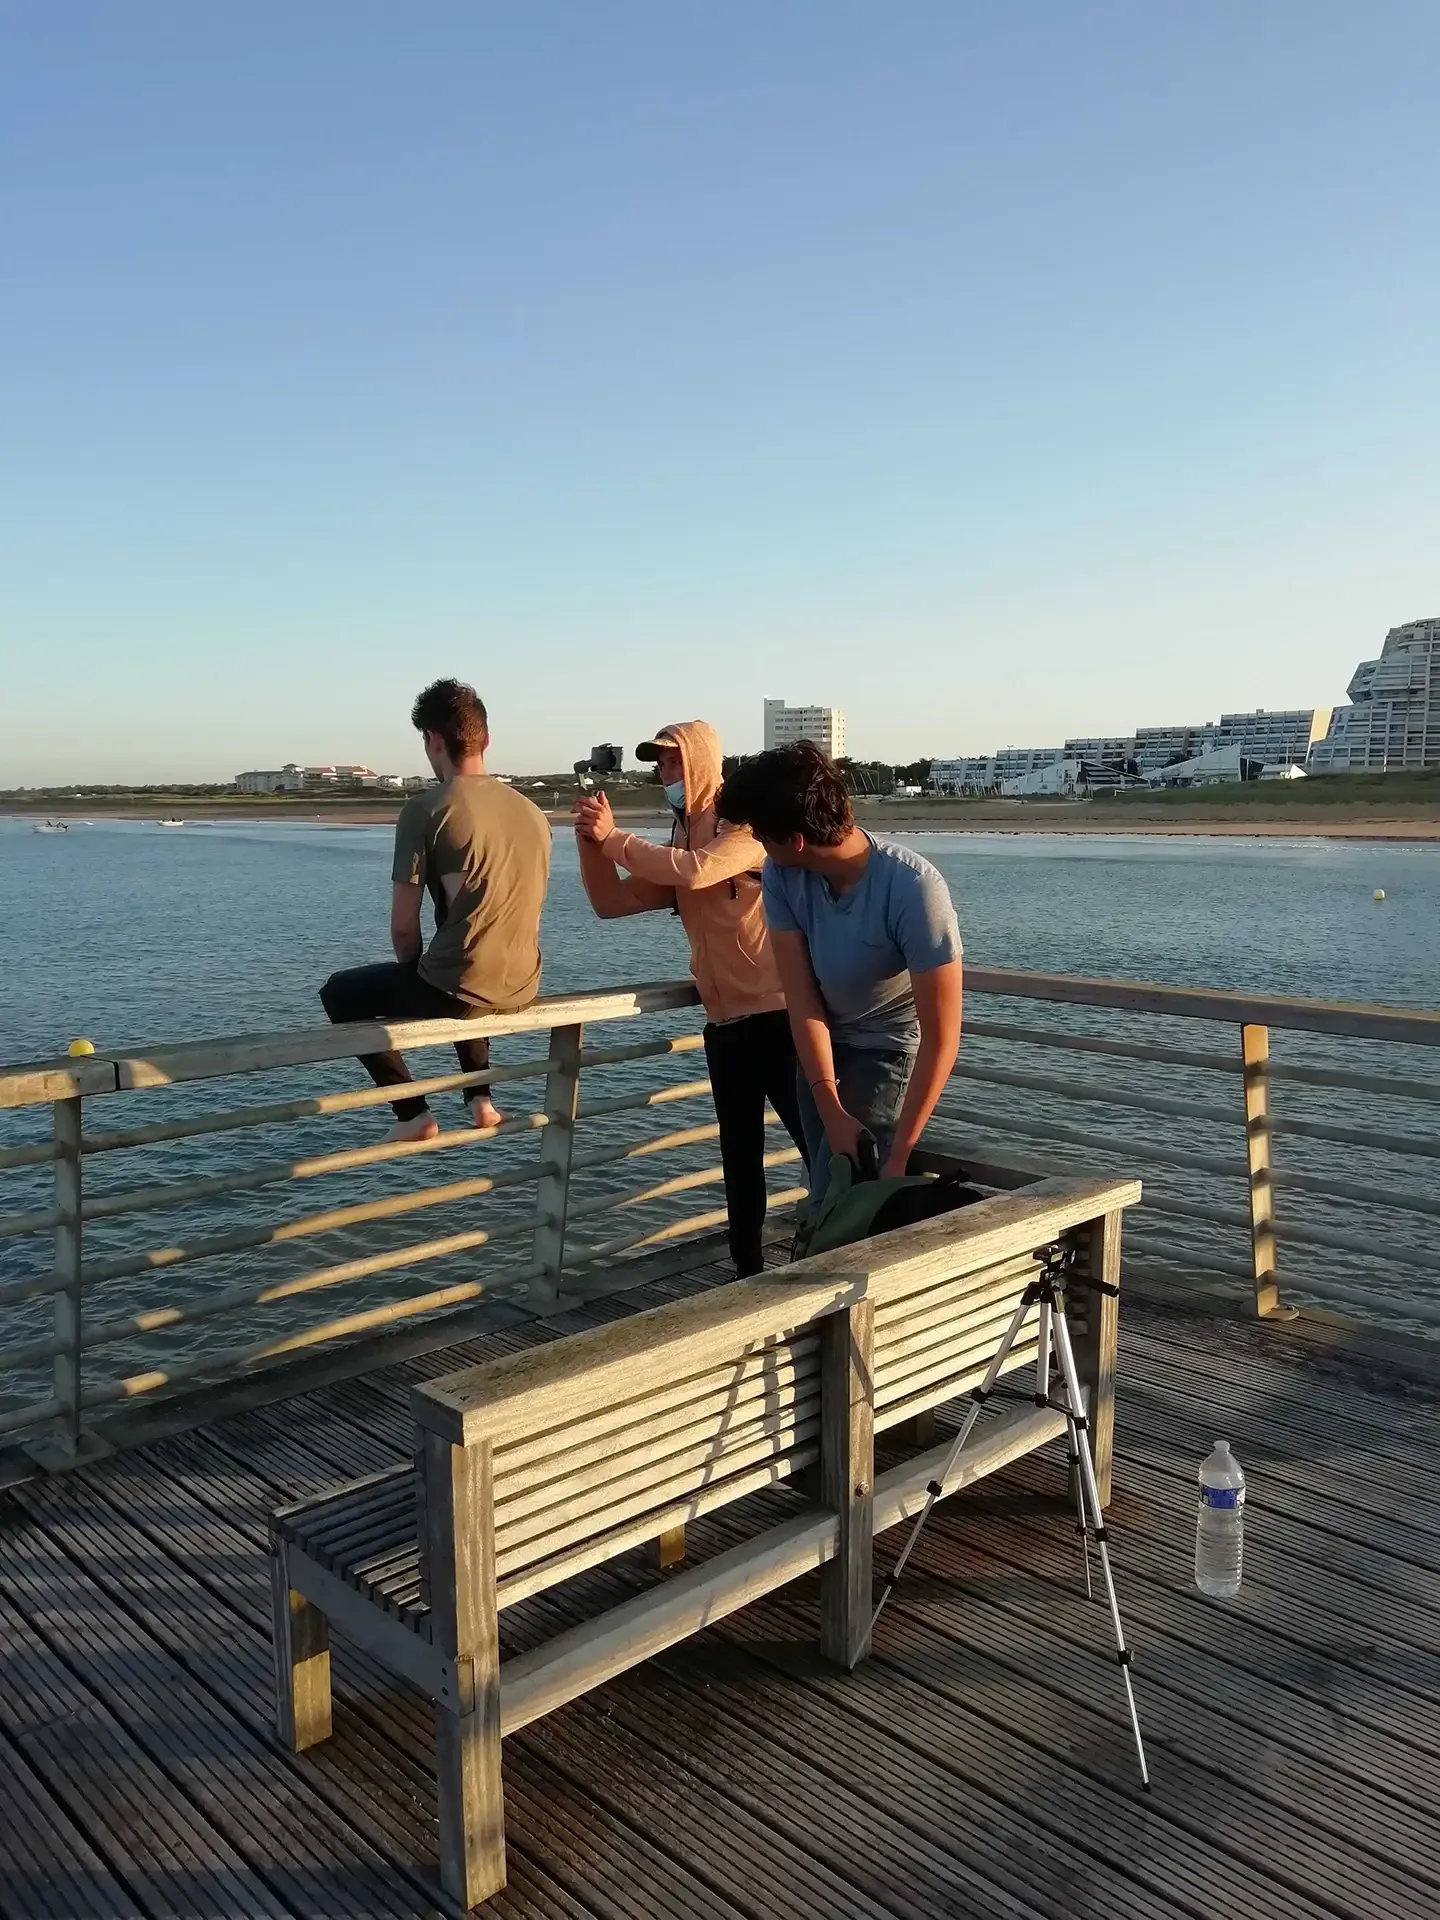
[5,768,1440,839]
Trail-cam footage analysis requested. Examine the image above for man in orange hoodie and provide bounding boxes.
[575,720,808,1277]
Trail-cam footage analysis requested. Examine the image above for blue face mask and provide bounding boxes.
[663,779,686,810]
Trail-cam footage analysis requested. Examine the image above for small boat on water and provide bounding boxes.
[157,818,186,828]
[33,820,69,834]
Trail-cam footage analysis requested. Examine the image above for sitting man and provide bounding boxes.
[715,740,962,1192]
[574,720,808,1278]
[320,678,551,1140]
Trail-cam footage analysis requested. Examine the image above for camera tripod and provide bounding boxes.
[869,1240,1150,1788]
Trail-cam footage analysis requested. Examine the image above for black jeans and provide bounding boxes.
[319,961,489,1122]
[703,1010,810,1278]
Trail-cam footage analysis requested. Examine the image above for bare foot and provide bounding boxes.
[390,1112,440,1143]
[468,1096,504,1131]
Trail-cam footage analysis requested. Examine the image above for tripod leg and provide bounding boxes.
[1065,1406,1094,1601]
[1051,1301,1150,1790]
[869,1282,1039,1638]
[1040,1298,1092,1597]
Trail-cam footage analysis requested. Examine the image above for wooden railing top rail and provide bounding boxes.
[0,980,703,1111]
[413,1175,1141,1445]
[6,962,1438,1113]
[966,966,1440,1046]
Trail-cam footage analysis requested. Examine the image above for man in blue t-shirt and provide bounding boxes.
[715,742,963,1193]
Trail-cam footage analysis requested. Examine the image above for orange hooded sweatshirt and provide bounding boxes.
[574,719,786,1024]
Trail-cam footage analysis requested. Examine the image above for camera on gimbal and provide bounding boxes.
[573,743,624,788]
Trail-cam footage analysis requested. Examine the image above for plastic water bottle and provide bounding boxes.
[1195,1441,1245,1596]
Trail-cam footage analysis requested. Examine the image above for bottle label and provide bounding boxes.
[1201,1486,1244,1510]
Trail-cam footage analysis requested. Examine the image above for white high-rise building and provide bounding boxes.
[762,698,846,758]
[1308,620,1440,772]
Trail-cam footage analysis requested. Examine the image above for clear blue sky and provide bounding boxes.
[2,2,1437,783]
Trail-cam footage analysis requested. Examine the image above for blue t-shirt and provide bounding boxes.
[761,835,963,1052]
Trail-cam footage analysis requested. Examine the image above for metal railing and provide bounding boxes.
[1,966,1437,1461]
[0,981,805,1456]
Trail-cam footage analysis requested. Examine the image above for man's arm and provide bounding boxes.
[574,826,675,918]
[883,959,963,1176]
[584,790,763,891]
[770,928,866,1165]
[390,882,423,963]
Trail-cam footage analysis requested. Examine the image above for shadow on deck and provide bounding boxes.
[2,1247,1439,1920]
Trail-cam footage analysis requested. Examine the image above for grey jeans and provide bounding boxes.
[795,1041,917,1197]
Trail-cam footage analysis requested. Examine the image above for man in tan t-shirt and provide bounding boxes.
[320,679,551,1141]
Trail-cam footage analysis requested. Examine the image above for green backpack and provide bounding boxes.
[790,1138,988,1262]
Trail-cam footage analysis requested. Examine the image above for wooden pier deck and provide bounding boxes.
[3,1250,1439,1920]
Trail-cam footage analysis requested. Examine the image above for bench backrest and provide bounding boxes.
[413,1175,1139,1613]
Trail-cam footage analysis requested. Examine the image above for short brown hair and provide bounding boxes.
[411,679,489,759]
[715,741,853,846]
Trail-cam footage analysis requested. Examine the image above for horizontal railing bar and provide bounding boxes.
[1269,1214,1440,1275]
[0,1271,64,1309]
[951,1060,1240,1128]
[79,1110,549,1223]
[1123,1233,1259,1285]
[1275,1279,1440,1333]
[567,1186,808,1268]
[1269,1061,1440,1105]
[959,1018,1440,1106]
[0,1394,63,1437]
[932,1098,1243,1180]
[1271,1113,1440,1161]
[963,1018,1242,1077]
[931,1112,1253,1230]
[967,966,1440,1046]
[567,1121,721,1174]
[1273,1166,1440,1222]
[5,965,1436,1113]
[71,980,705,1099]
[576,1078,712,1121]
[0,1329,66,1369]
[559,1150,802,1231]
[577,1034,706,1070]
[78,1058,551,1156]
[79,1211,540,1352]
[79,1271,544,1408]
[75,1149,549,1290]
[0,1140,58,1171]
[565,1111,786,1178]
[0,1207,59,1240]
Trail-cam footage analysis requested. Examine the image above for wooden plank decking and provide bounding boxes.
[2,1251,1439,1920]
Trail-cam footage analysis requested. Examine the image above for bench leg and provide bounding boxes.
[425,1431,506,1908]
[894,1408,941,1449]
[271,1542,331,1750]
[819,1298,875,1670]
[656,1524,686,1570]
[436,1695,505,1910]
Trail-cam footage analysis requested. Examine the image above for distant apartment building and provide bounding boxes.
[1064,736,1136,779]
[933,705,1330,792]
[930,747,1065,792]
[763,698,846,758]
[1216,708,1331,767]
[1131,724,1218,775]
[234,762,413,793]
[1308,619,1440,772]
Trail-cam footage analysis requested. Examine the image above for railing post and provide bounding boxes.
[52,1095,84,1452]
[1241,1023,1281,1318]
[531,1022,583,1309]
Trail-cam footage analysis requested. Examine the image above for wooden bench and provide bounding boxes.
[269,1171,1139,1909]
